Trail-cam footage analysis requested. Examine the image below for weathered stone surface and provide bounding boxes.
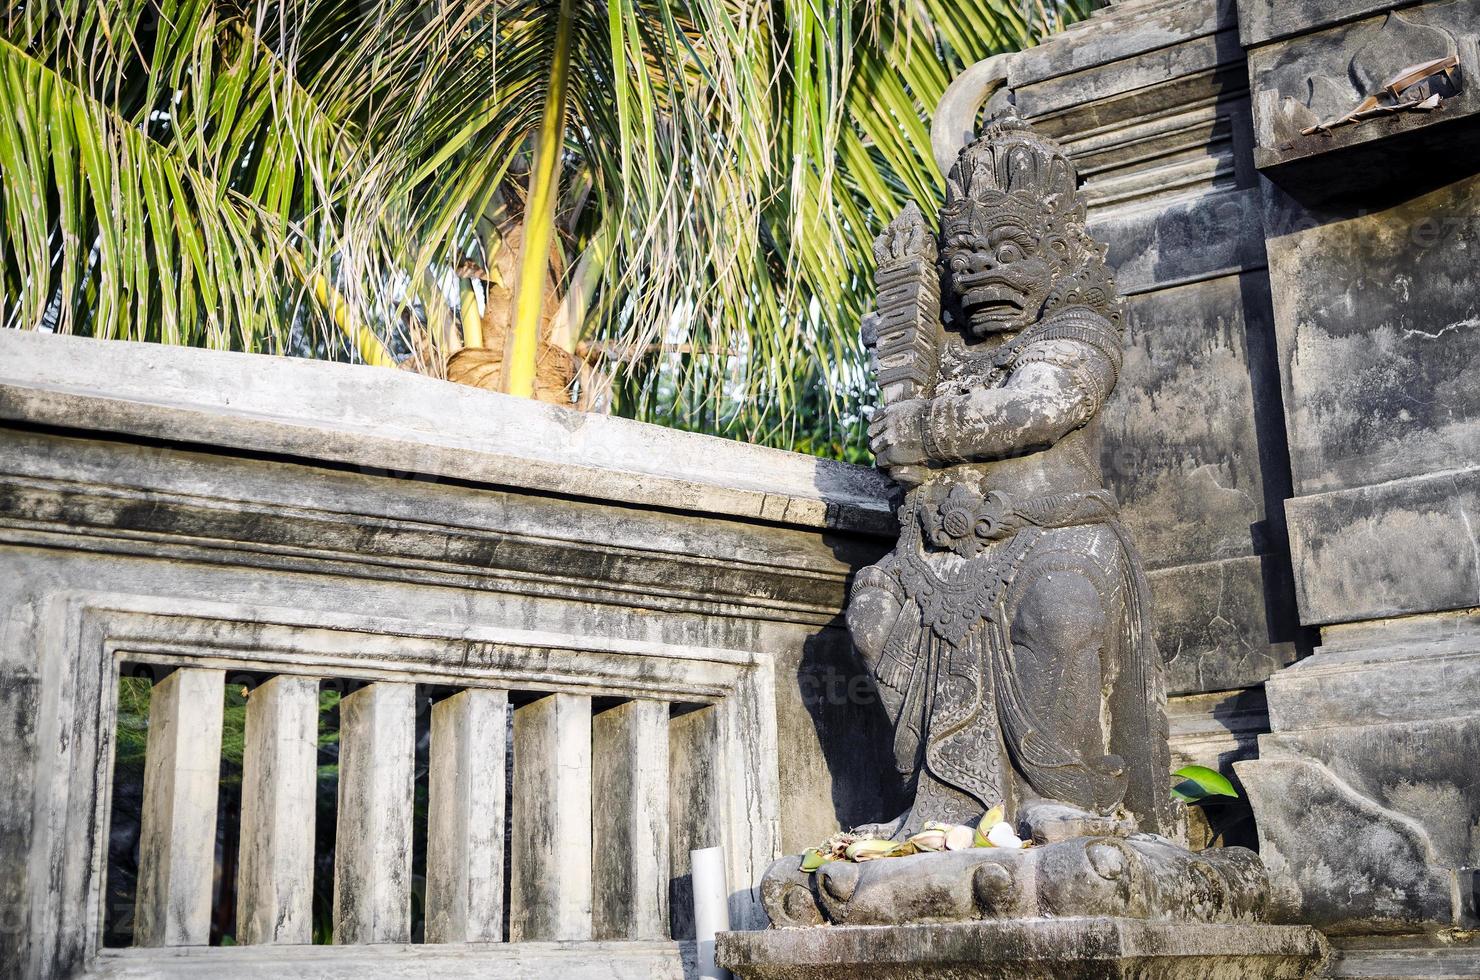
[1150,555,1301,695]
[83,941,698,979]
[1236,757,1464,935]
[1237,0,1420,47]
[1242,1,1480,190]
[762,836,1270,929]
[717,918,1328,979]
[510,693,593,942]
[237,674,320,945]
[1110,276,1274,571]
[0,329,894,535]
[1237,614,1480,936]
[1285,465,1480,626]
[1320,944,1480,979]
[1263,614,1480,730]
[1092,190,1266,295]
[782,624,909,850]
[1015,29,1246,125]
[1011,0,1233,88]
[426,687,508,944]
[1264,172,1480,500]
[593,699,671,940]
[134,667,225,948]
[332,682,416,944]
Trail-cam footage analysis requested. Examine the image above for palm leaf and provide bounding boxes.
[3,0,1101,456]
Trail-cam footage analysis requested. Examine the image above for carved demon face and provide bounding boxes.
[941,191,1071,335]
[941,117,1093,336]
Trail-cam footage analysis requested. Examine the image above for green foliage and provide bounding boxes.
[114,675,152,776]
[1172,764,1240,804]
[2,0,1098,458]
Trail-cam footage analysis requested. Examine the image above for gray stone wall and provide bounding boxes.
[1233,0,1480,951]
[948,1,1480,960]
[1009,0,1309,704]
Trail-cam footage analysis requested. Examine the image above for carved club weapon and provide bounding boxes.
[863,203,941,486]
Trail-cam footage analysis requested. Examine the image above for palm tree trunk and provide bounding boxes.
[503,0,575,397]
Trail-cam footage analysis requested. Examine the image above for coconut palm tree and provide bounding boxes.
[0,0,1094,458]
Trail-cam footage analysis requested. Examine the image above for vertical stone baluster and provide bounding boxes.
[667,705,724,941]
[510,693,592,941]
[426,688,509,944]
[332,682,415,944]
[134,667,225,947]
[237,674,320,945]
[593,699,671,940]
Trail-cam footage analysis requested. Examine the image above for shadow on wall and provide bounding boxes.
[795,459,907,834]
[795,590,909,834]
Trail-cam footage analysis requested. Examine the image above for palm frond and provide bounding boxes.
[2,0,1101,457]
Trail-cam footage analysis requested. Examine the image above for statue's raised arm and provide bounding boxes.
[867,113,1126,481]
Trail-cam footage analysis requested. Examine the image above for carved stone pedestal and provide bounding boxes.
[716,918,1328,980]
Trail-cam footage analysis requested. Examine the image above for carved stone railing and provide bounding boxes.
[0,329,896,979]
[28,593,766,977]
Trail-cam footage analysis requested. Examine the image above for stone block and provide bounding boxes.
[332,682,416,944]
[510,693,593,941]
[1011,0,1232,89]
[1106,273,1282,572]
[134,668,225,948]
[592,699,670,940]
[1242,1,1480,195]
[426,688,508,944]
[1284,466,1480,624]
[237,674,320,945]
[1265,171,1480,500]
[716,918,1328,979]
[1263,616,1480,731]
[1150,556,1300,695]
[1235,757,1466,935]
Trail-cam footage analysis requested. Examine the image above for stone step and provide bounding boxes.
[1322,945,1480,979]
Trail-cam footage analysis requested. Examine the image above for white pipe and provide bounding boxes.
[691,846,731,980]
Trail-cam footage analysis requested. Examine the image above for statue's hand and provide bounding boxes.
[868,399,930,478]
[872,202,932,266]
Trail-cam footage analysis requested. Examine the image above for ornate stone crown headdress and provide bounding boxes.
[943,113,1082,225]
[941,113,1123,327]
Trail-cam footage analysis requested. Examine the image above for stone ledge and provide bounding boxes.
[0,330,896,535]
[1322,944,1480,979]
[85,941,696,979]
[717,918,1328,979]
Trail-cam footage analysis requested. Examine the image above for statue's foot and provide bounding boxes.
[849,810,909,840]
[1019,799,1137,844]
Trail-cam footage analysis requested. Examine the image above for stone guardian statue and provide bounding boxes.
[850,112,1179,846]
[754,115,1287,935]
[729,103,1326,980]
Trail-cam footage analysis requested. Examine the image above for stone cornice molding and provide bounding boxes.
[0,429,874,626]
[0,330,895,536]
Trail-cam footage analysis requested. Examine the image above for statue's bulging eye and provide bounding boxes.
[995,242,1024,263]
